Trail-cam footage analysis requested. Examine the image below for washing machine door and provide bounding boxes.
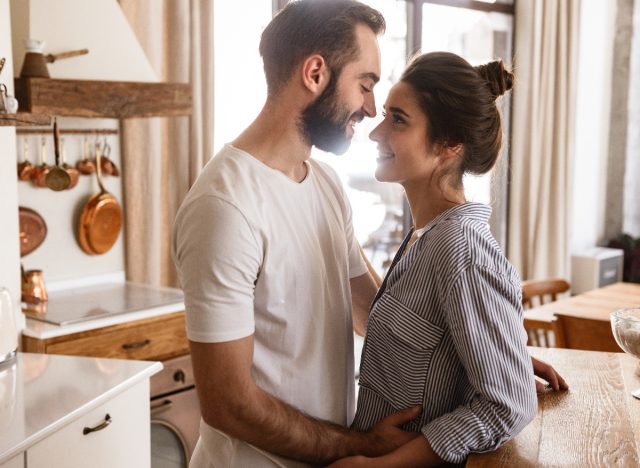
[151,386,200,468]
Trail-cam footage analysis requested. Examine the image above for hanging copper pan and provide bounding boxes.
[77,144,122,255]
[19,207,47,256]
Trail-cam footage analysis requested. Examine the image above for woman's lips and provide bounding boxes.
[376,150,394,162]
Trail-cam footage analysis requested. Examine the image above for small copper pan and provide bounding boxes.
[77,144,122,255]
[19,207,47,256]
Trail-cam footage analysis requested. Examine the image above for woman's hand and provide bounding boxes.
[532,356,569,393]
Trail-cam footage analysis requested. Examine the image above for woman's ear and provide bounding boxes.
[440,143,463,162]
[301,54,330,95]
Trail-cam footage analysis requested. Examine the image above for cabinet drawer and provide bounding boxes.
[27,381,150,468]
[46,314,188,361]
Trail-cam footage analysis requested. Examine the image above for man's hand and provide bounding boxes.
[360,405,422,457]
[532,356,569,393]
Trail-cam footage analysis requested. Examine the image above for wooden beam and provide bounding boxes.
[14,78,192,119]
[0,112,52,126]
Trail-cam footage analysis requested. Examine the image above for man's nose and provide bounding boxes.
[363,92,376,118]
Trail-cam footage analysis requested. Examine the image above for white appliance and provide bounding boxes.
[571,247,624,294]
[0,287,18,364]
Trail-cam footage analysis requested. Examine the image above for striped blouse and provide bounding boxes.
[352,202,537,465]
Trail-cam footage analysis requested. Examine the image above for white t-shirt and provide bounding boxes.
[172,144,367,467]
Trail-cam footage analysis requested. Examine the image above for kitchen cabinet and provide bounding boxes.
[22,310,188,362]
[26,380,149,468]
[0,353,162,468]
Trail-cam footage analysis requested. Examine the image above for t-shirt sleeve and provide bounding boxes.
[172,195,261,343]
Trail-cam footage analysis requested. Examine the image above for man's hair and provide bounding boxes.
[259,0,385,96]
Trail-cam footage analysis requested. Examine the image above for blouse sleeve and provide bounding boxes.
[420,265,537,464]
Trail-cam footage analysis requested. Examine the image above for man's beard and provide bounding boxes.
[300,77,363,155]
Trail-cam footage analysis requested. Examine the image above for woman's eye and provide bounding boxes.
[381,111,404,125]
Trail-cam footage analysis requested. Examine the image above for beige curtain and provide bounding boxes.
[508,0,580,281]
[118,0,214,287]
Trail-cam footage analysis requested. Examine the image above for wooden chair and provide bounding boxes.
[522,278,571,347]
[553,313,622,352]
[522,278,571,308]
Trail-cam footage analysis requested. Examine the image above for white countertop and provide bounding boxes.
[21,275,184,339]
[0,353,162,463]
[22,302,184,340]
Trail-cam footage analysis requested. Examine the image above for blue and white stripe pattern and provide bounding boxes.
[353,202,537,465]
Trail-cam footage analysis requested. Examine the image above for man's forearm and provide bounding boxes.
[211,382,366,464]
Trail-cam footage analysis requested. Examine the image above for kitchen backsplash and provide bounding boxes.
[17,117,125,282]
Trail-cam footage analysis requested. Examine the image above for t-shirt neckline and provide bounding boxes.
[226,144,312,186]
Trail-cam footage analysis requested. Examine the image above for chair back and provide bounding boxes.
[522,278,571,347]
[553,314,622,352]
[522,278,571,308]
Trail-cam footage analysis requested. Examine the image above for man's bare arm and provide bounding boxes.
[190,337,420,465]
[350,245,382,336]
[350,272,378,336]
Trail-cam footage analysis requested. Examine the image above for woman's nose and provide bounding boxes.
[369,120,384,142]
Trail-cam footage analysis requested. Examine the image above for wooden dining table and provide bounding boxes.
[466,346,640,467]
[524,281,640,324]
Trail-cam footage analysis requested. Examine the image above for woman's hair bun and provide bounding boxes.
[474,60,514,98]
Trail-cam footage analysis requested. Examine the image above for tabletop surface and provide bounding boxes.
[466,346,640,467]
[523,282,640,323]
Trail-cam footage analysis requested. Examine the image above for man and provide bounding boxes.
[173,1,567,466]
[172,2,419,467]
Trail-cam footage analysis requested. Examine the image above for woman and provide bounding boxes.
[334,52,566,467]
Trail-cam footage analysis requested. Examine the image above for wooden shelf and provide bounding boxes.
[14,77,192,119]
[0,112,52,126]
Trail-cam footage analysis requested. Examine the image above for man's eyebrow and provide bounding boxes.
[359,72,380,83]
[388,106,410,118]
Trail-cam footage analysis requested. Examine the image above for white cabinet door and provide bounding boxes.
[27,381,150,468]
[0,452,24,468]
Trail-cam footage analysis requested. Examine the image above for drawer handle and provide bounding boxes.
[150,399,173,415]
[83,414,112,435]
[122,339,150,350]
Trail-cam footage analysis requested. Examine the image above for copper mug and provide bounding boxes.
[21,268,47,304]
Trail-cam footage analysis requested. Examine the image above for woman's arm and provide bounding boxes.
[419,266,538,464]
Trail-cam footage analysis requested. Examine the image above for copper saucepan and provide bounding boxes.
[77,143,122,255]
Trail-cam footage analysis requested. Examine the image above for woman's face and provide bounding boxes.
[369,81,438,185]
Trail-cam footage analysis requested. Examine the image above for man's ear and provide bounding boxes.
[301,54,330,95]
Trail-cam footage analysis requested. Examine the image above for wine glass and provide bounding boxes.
[610,308,640,399]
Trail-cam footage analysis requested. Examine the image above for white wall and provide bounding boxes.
[570,0,617,253]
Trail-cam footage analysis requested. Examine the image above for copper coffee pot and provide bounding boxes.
[21,265,47,305]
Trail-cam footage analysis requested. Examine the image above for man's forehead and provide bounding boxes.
[345,25,381,80]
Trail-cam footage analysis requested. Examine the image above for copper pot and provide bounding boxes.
[17,138,35,181]
[21,266,47,304]
[33,137,50,188]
